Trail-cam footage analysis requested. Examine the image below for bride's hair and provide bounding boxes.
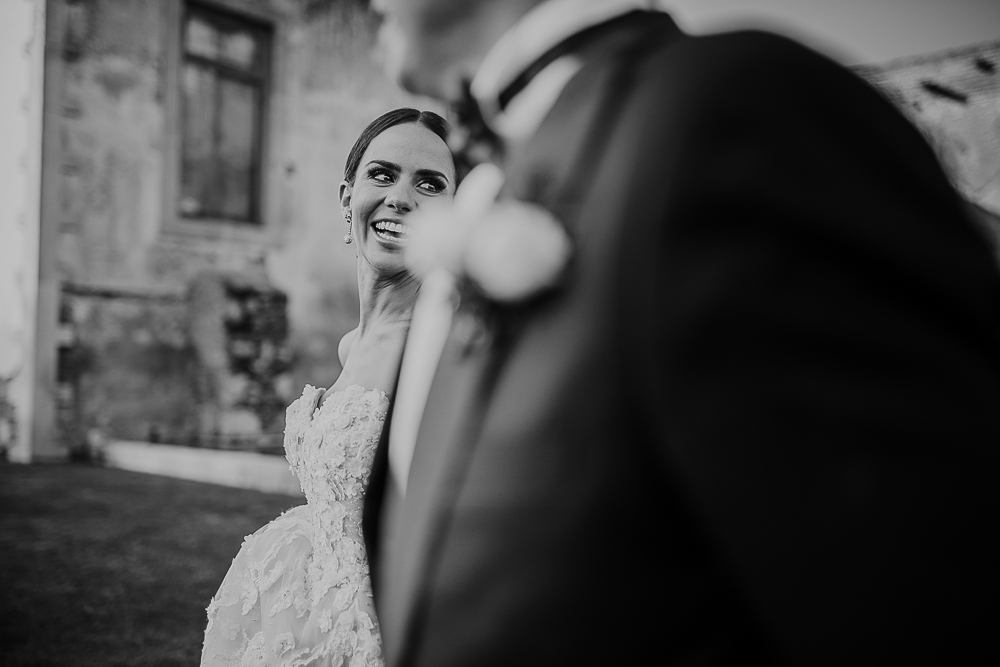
[343,108,458,185]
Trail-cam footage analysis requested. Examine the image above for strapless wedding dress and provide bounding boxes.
[201,385,387,667]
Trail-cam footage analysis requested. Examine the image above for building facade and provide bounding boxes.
[3,2,998,461]
[28,0,439,457]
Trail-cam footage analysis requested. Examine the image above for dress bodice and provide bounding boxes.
[284,384,388,510]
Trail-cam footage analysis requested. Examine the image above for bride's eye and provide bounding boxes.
[367,167,394,185]
[417,177,447,194]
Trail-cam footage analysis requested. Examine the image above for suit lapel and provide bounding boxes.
[381,324,498,664]
[506,12,681,227]
[381,14,685,663]
[362,374,398,595]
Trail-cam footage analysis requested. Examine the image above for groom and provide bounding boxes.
[362,1,1000,665]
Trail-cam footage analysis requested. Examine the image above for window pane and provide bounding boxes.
[180,63,218,218]
[179,4,267,224]
[185,16,218,59]
[220,30,257,71]
[216,78,257,220]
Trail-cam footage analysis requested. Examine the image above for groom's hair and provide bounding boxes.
[343,107,457,184]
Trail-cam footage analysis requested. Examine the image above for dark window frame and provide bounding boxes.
[179,1,273,225]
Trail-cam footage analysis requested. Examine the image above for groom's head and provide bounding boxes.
[374,0,542,101]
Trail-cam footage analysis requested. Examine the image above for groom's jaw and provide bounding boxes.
[376,0,540,100]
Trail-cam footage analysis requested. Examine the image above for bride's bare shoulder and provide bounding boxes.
[338,327,358,367]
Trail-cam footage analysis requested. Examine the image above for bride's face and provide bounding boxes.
[341,122,456,276]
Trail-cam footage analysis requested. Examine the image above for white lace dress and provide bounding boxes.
[201,384,387,667]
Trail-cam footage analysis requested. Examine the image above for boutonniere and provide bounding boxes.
[405,164,573,303]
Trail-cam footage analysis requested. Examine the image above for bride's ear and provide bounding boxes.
[338,181,351,221]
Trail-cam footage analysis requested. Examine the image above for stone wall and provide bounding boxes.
[59,286,196,452]
[187,272,293,451]
[41,0,439,452]
[858,41,1000,252]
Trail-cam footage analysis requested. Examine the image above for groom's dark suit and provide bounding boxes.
[363,11,1000,666]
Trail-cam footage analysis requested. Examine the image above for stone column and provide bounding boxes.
[0,0,47,462]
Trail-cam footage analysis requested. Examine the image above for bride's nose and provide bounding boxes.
[385,182,415,212]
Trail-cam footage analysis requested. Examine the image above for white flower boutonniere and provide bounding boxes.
[406,164,572,303]
[464,200,572,302]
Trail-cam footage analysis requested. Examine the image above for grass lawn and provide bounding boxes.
[0,462,300,667]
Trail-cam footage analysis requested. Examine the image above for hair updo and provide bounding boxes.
[343,108,458,185]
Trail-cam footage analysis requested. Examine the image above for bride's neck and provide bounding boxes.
[356,266,418,336]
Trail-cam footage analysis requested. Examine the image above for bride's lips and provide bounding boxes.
[371,218,411,245]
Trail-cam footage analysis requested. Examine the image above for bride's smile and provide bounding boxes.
[371,218,412,245]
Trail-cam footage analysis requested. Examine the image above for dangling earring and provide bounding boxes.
[343,211,353,244]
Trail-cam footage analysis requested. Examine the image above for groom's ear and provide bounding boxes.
[338,181,351,219]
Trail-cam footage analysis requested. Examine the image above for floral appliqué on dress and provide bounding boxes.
[201,385,388,667]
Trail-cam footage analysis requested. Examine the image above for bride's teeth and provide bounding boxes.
[371,221,409,240]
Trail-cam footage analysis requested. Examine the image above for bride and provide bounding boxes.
[201,108,458,667]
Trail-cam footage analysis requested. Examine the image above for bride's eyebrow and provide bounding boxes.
[365,159,400,171]
[415,168,448,182]
[366,159,448,183]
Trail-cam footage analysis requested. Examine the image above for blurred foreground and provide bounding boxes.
[0,462,297,666]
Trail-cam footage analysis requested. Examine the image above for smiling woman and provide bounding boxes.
[332,108,459,393]
[340,110,457,260]
[200,108,457,667]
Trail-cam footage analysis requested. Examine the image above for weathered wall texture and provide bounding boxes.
[60,288,196,448]
[43,0,439,452]
[859,41,1000,241]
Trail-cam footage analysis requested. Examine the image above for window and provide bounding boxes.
[179,2,271,224]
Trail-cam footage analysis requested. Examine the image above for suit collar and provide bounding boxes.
[471,0,668,138]
[381,331,499,665]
